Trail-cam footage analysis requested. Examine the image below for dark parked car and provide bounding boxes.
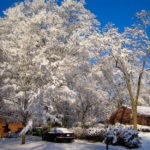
[42,128,75,142]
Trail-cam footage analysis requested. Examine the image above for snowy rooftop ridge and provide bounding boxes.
[125,105,150,116]
[137,106,150,116]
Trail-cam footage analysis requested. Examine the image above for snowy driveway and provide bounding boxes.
[0,136,125,150]
[0,132,150,150]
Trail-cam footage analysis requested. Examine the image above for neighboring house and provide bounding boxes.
[108,106,150,126]
[8,123,23,133]
[0,117,23,138]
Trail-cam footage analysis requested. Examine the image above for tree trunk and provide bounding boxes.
[124,77,138,130]
[132,102,138,130]
[132,49,148,130]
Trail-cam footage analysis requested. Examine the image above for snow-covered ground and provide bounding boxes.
[0,132,149,150]
[139,132,150,150]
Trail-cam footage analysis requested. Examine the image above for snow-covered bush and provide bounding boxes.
[72,127,84,138]
[105,124,141,148]
[85,128,106,141]
[73,124,141,148]
[73,127,106,142]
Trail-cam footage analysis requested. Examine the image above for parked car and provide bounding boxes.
[42,127,75,142]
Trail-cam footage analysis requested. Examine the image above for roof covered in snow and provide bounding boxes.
[137,106,150,116]
[126,105,150,116]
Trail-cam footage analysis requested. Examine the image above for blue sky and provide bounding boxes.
[0,0,150,32]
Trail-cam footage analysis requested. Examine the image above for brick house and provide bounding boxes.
[0,117,23,138]
[108,106,150,126]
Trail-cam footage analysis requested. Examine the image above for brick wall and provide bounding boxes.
[8,123,23,132]
[108,106,150,126]
[0,117,24,138]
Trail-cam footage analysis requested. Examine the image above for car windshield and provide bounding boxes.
[55,128,71,133]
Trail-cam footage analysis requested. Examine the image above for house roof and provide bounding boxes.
[125,105,150,116]
[137,106,150,116]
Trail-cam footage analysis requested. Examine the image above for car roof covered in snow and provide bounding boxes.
[49,128,73,133]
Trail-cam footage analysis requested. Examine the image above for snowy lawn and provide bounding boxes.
[0,132,149,150]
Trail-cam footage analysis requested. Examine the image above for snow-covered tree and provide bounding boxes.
[0,0,103,128]
[96,11,150,130]
[2,0,149,132]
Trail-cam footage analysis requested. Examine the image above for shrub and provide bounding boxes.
[73,127,105,142]
[73,124,141,148]
[105,124,141,148]
[85,128,106,142]
[32,127,43,136]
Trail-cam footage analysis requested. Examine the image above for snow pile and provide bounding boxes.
[138,125,150,132]
[105,124,141,148]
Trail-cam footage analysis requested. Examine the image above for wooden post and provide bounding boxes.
[106,143,108,150]
[21,135,25,144]
[105,135,113,150]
